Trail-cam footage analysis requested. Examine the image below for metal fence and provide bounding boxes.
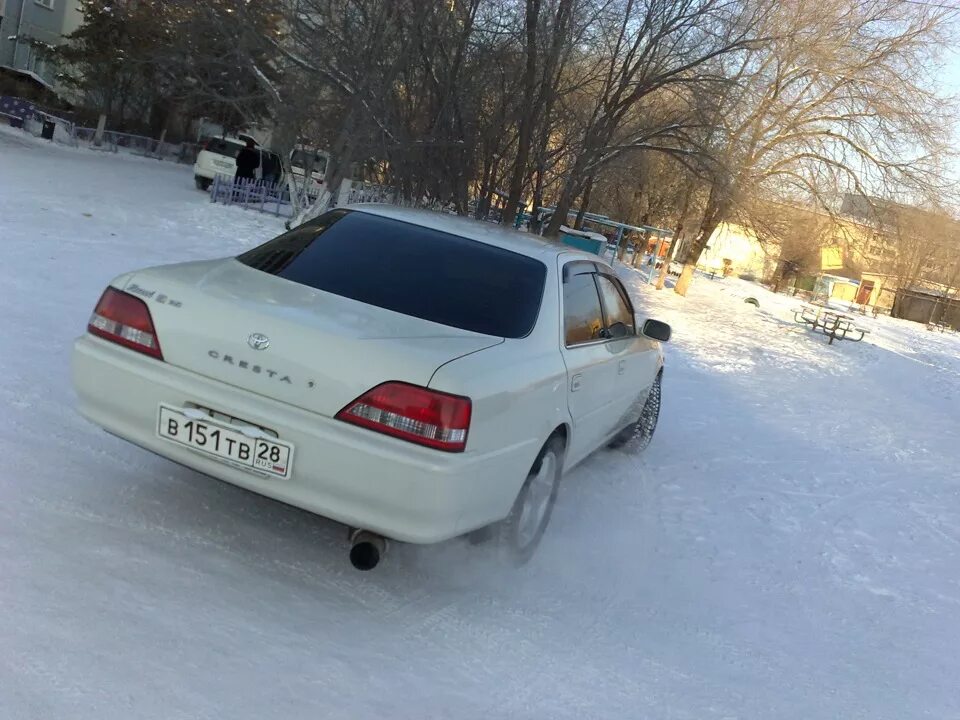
[209,175,294,217]
[210,178,431,217]
[69,126,202,164]
[2,95,199,164]
[209,173,470,223]
[6,115,201,164]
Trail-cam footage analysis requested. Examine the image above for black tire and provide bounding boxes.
[608,372,662,452]
[493,436,565,565]
[195,176,212,191]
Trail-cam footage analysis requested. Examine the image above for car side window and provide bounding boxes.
[595,275,635,338]
[563,266,605,346]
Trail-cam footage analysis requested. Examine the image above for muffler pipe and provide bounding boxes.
[349,529,387,571]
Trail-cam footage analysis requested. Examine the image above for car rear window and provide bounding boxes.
[237,210,546,338]
[204,138,244,158]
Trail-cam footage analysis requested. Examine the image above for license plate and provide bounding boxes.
[214,159,231,169]
[157,405,293,479]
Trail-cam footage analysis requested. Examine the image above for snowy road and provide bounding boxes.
[1,126,958,719]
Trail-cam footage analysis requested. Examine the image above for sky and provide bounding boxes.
[939,44,960,95]
[933,40,960,189]
[948,51,960,196]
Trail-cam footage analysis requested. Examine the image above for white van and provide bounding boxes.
[193,137,283,190]
[288,146,328,197]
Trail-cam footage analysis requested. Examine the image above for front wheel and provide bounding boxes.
[494,436,564,565]
[608,372,662,452]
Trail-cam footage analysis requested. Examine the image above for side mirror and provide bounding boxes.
[641,318,671,342]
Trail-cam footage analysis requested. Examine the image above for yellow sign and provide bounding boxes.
[821,246,843,270]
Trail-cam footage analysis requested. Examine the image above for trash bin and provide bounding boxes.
[41,120,56,140]
[559,226,606,255]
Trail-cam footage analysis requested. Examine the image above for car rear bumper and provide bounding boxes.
[72,335,530,543]
[193,163,232,181]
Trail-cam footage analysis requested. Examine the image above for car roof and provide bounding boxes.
[345,203,604,264]
[205,136,245,146]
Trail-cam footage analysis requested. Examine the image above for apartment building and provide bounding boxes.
[0,0,83,89]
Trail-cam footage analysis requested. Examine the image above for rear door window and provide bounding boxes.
[563,264,605,346]
[238,210,546,338]
[205,138,244,158]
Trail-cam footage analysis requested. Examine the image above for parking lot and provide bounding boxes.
[2,127,959,719]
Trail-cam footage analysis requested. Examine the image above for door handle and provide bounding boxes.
[618,359,626,375]
[570,374,582,392]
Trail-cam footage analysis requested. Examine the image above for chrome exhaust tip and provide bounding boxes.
[349,529,387,571]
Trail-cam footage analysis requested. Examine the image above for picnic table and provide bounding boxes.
[793,304,870,344]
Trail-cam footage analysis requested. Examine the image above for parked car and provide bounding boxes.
[288,146,328,197]
[72,206,670,570]
[193,137,283,190]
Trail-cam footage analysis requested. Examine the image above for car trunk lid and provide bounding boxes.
[120,259,502,417]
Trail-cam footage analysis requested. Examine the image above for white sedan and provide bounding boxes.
[72,205,670,569]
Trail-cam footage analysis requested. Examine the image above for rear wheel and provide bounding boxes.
[493,436,564,565]
[195,176,211,191]
[608,372,662,452]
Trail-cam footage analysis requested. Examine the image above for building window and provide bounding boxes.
[35,0,55,9]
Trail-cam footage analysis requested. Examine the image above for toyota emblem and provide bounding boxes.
[248,333,270,351]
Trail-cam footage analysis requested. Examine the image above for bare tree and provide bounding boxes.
[673,0,957,295]
[872,203,960,293]
[272,0,531,223]
[58,0,958,251]
[541,0,766,237]
[499,0,579,226]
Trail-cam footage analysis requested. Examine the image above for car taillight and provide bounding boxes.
[87,287,163,360]
[336,382,471,452]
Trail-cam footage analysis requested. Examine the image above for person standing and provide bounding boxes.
[261,152,279,186]
[235,139,260,182]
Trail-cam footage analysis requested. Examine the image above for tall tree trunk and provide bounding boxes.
[675,211,723,296]
[529,165,546,233]
[658,186,693,290]
[93,113,108,148]
[655,224,678,290]
[573,175,594,230]
[544,153,590,237]
[475,156,496,219]
[523,0,574,225]
[454,162,469,215]
[500,0,541,228]
[289,103,359,227]
[674,180,730,296]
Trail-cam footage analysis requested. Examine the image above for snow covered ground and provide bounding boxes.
[1,125,959,719]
